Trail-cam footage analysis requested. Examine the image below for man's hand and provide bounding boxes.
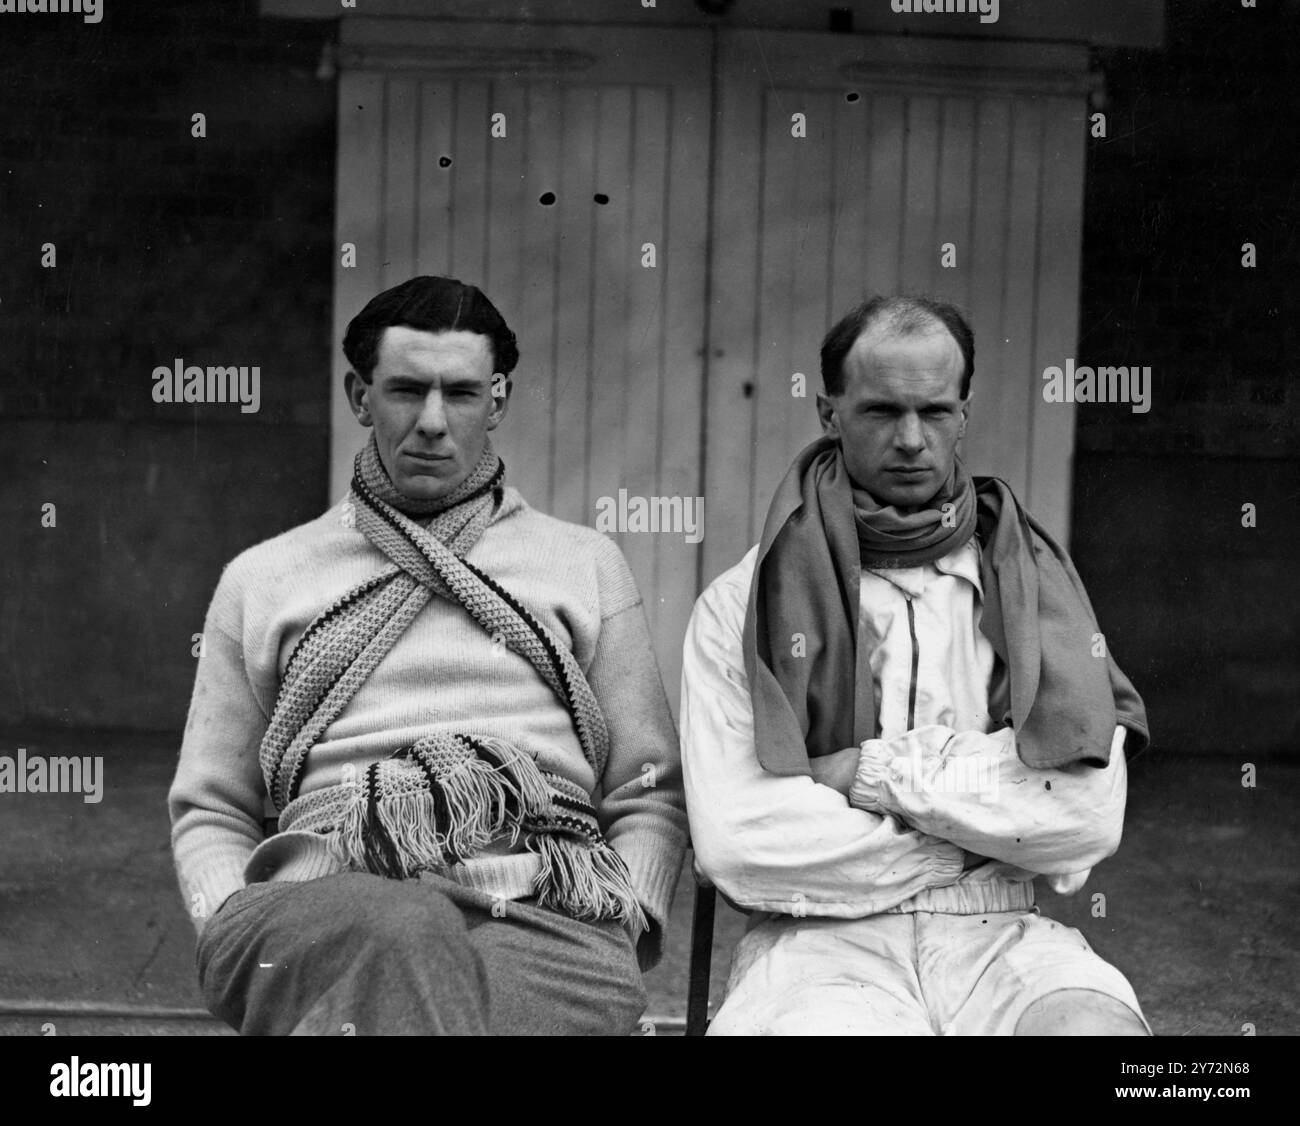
[809,746,865,797]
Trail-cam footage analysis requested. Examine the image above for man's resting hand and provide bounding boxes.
[809,746,867,797]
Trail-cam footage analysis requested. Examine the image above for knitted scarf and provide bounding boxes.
[258,434,645,928]
[743,436,1149,776]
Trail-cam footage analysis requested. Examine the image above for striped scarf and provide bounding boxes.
[257,435,645,928]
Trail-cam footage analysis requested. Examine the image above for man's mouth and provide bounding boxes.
[887,466,930,477]
[404,451,453,462]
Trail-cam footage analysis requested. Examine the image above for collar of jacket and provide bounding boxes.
[862,537,984,600]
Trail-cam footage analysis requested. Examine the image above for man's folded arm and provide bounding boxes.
[167,605,269,934]
[680,579,965,918]
[848,722,1130,878]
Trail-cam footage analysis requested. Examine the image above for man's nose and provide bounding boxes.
[894,412,924,453]
[416,391,448,436]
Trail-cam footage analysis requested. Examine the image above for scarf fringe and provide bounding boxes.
[527,831,647,929]
[331,738,552,878]
[325,739,641,928]
[471,736,554,824]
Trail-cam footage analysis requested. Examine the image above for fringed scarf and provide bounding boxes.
[258,435,645,929]
[744,436,1149,776]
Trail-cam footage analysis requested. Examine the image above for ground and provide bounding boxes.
[0,729,1294,1036]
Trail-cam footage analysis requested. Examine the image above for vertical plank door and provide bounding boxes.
[330,20,712,707]
[702,29,1094,586]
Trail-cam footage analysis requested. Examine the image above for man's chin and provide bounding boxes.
[870,481,941,512]
[394,467,464,502]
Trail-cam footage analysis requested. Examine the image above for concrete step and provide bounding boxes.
[0,1003,687,1036]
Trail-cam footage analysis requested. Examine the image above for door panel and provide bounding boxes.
[702,30,1093,584]
[332,21,712,705]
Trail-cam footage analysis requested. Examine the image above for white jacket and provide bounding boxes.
[680,538,1128,918]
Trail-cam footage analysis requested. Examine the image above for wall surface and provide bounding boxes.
[1,0,336,729]
[1072,0,1299,754]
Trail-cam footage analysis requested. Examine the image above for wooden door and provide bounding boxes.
[701,30,1094,583]
[331,20,1098,700]
[330,19,712,703]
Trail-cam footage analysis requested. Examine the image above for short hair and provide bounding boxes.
[343,275,520,383]
[820,295,975,398]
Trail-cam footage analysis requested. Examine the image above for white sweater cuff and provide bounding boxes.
[848,739,895,812]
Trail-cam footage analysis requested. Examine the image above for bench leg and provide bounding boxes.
[685,881,716,1037]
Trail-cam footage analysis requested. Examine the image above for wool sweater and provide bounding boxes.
[168,487,688,970]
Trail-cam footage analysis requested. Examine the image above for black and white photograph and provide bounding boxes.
[0,0,1295,1089]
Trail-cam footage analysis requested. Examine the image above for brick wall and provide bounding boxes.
[0,0,336,728]
[1073,0,1299,754]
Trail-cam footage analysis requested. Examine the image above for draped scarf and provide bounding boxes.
[743,436,1149,775]
[258,434,645,928]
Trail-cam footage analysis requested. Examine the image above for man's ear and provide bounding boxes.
[816,390,839,439]
[487,374,512,431]
[959,392,972,438]
[344,370,372,426]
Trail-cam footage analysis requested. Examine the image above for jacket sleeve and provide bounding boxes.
[586,538,689,972]
[848,722,1129,877]
[680,572,966,917]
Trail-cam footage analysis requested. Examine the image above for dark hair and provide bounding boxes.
[820,295,975,398]
[343,275,520,383]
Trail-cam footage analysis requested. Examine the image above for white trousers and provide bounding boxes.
[709,907,1150,1036]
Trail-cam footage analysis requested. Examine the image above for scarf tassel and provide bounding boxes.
[527,831,647,930]
[331,739,552,877]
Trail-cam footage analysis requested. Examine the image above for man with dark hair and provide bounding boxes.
[681,294,1152,1035]
[170,275,687,1035]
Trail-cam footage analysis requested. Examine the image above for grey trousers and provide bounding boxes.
[195,871,647,1036]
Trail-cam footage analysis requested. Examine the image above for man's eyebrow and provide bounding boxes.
[382,374,485,388]
[856,396,958,408]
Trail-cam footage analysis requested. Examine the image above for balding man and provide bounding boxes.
[681,295,1151,1036]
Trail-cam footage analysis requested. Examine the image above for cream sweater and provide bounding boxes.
[168,487,688,969]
